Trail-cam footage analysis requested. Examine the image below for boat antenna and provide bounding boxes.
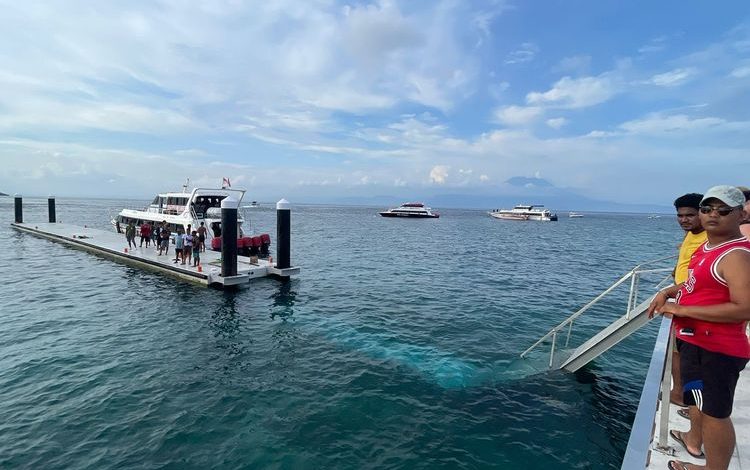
[182,178,190,193]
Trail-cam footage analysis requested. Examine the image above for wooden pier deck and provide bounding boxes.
[11,222,299,287]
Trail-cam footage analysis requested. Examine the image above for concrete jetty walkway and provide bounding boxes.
[12,222,298,287]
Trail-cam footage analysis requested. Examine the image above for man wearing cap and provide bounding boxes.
[649,185,750,470]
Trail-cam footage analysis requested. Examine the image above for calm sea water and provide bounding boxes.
[0,198,680,469]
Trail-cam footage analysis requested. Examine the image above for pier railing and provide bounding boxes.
[519,255,675,369]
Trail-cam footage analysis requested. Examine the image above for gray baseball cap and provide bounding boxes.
[700,185,745,207]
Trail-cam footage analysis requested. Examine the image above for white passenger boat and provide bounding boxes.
[379,202,440,218]
[489,205,558,221]
[568,212,584,218]
[111,180,248,243]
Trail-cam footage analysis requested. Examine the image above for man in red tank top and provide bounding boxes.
[649,185,750,470]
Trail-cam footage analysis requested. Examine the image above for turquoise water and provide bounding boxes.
[0,198,679,469]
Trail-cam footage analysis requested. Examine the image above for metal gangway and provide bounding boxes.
[520,255,675,372]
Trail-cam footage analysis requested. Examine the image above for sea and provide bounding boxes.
[0,198,680,469]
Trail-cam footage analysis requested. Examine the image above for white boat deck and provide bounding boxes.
[647,371,750,469]
[12,222,299,287]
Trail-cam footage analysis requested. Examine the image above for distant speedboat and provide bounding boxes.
[647,214,661,219]
[243,201,260,208]
[568,212,584,218]
[489,205,558,221]
[379,202,439,218]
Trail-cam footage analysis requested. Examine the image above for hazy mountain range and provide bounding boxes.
[327,177,672,213]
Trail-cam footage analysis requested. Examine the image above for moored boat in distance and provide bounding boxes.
[568,212,584,218]
[489,204,558,221]
[379,202,440,218]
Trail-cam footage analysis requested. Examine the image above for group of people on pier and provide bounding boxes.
[122,220,208,267]
[649,185,750,470]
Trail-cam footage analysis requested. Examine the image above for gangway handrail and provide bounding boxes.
[519,254,676,367]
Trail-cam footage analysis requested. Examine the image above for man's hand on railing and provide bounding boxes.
[647,291,669,318]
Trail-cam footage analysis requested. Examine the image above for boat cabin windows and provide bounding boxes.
[164,196,188,215]
[193,195,227,219]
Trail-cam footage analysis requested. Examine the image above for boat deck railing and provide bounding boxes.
[621,315,674,468]
[520,255,676,368]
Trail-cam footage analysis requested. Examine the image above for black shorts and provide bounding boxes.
[678,339,748,418]
[175,248,183,255]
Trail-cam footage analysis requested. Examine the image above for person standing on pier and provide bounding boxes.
[150,222,159,249]
[183,229,193,265]
[197,222,207,252]
[670,193,707,409]
[140,221,151,248]
[649,185,750,470]
[191,231,201,267]
[158,221,170,256]
[173,228,185,264]
[125,221,137,250]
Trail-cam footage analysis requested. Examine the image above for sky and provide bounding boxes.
[1,1,749,205]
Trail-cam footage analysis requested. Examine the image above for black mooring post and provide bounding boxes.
[220,197,238,278]
[48,195,56,223]
[276,199,291,269]
[14,194,22,224]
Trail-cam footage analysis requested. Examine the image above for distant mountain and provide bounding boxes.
[0,192,8,196]
[316,176,672,213]
[505,176,554,188]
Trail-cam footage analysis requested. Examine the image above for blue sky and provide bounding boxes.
[1,1,749,205]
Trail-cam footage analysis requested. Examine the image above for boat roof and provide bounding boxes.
[153,188,246,199]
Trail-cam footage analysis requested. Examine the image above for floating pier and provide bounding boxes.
[10,196,299,288]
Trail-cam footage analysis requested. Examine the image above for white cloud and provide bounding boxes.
[546,117,568,129]
[479,174,489,182]
[526,75,616,109]
[730,66,750,78]
[645,68,696,87]
[638,36,668,54]
[493,105,541,126]
[619,114,726,134]
[504,42,539,64]
[553,55,591,74]
[429,165,450,184]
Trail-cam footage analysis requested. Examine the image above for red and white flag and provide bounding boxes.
[222,177,231,188]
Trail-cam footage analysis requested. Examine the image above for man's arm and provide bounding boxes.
[661,250,750,322]
[647,283,683,318]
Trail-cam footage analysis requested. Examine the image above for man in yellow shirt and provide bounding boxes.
[670,193,707,407]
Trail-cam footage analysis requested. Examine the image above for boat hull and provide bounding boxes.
[489,212,557,221]
[379,212,439,218]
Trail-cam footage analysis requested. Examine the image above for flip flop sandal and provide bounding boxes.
[667,460,691,470]
[669,429,705,459]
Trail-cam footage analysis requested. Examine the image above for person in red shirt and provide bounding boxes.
[140,222,152,248]
[649,185,750,470]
